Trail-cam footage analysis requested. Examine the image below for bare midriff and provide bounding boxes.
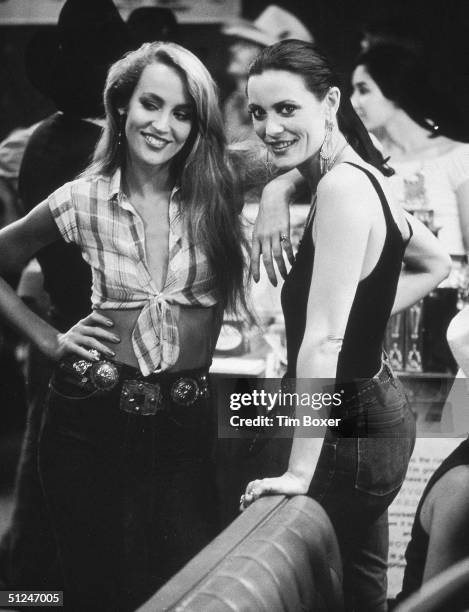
[95,303,222,373]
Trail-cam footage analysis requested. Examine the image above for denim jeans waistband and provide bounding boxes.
[334,358,401,422]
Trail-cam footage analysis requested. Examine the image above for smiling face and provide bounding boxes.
[122,61,193,173]
[351,65,396,131]
[247,69,329,172]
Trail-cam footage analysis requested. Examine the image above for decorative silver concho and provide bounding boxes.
[170,377,199,406]
[89,361,119,391]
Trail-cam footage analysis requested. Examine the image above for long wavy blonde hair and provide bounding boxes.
[86,41,247,312]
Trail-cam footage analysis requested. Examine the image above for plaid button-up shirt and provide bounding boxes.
[48,170,219,375]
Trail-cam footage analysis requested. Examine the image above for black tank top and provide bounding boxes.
[397,438,469,601]
[281,162,411,382]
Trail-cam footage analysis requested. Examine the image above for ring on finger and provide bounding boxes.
[240,494,246,505]
[280,234,289,243]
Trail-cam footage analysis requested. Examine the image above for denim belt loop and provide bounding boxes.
[337,355,397,421]
[380,353,398,389]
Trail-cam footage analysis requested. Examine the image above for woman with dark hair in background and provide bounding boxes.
[351,44,469,337]
[240,40,450,611]
[0,41,249,612]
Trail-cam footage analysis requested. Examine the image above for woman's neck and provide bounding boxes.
[124,157,173,199]
[377,110,433,158]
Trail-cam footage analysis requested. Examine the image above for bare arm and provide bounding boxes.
[422,467,469,582]
[242,167,374,504]
[0,202,63,355]
[286,169,372,488]
[0,202,119,361]
[455,178,469,253]
[391,212,451,315]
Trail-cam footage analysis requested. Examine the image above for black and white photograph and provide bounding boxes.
[0,1,469,610]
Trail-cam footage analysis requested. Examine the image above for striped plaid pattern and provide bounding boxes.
[48,171,219,375]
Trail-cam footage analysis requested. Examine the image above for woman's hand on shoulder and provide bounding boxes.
[50,312,121,362]
[240,472,309,511]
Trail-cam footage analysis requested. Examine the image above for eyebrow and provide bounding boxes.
[248,100,297,109]
[141,92,193,109]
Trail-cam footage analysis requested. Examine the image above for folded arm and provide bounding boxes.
[228,142,303,284]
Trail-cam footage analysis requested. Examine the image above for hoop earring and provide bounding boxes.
[319,115,335,175]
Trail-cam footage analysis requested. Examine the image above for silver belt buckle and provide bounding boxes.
[120,380,162,415]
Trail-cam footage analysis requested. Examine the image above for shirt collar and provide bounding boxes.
[108,168,181,203]
[108,168,123,202]
[108,168,183,241]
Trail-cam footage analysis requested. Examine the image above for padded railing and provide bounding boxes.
[137,495,343,612]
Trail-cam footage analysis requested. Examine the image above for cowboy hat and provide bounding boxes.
[25,0,130,116]
[222,4,313,47]
[126,7,179,47]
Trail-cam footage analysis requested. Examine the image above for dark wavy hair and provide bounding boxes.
[248,39,394,177]
[354,43,458,139]
[85,42,247,313]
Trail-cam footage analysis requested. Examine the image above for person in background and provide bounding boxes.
[351,43,469,373]
[351,43,469,296]
[222,5,313,141]
[0,124,40,228]
[126,6,179,47]
[0,0,131,593]
[359,15,424,53]
[0,126,36,438]
[240,40,450,611]
[391,307,469,607]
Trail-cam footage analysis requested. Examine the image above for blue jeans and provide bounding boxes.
[309,361,416,612]
[38,365,218,612]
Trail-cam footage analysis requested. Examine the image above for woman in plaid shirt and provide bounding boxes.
[0,41,265,611]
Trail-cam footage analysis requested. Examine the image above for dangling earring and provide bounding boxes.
[265,148,273,179]
[118,113,126,149]
[319,113,335,175]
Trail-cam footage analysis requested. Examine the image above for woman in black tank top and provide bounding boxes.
[240,41,451,611]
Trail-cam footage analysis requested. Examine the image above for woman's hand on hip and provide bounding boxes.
[51,312,120,362]
[240,471,309,511]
